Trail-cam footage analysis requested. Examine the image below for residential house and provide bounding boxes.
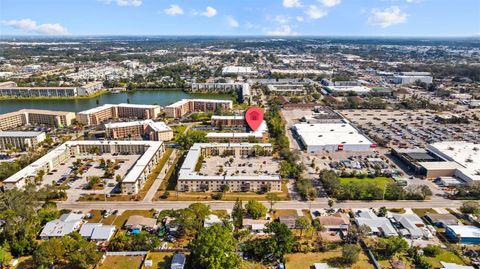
[125,215,158,232]
[279,216,298,229]
[424,213,459,227]
[79,223,116,242]
[354,210,397,237]
[391,213,428,239]
[243,219,269,234]
[204,214,223,228]
[317,213,350,231]
[40,213,83,239]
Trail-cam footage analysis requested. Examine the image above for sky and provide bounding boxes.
[0,0,479,37]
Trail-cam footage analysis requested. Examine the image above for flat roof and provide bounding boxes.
[325,86,371,93]
[0,109,74,119]
[222,66,256,74]
[447,225,480,238]
[105,120,172,132]
[294,122,373,146]
[179,143,280,181]
[0,131,44,137]
[4,140,163,185]
[78,103,160,115]
[166,99,233,108]
[211,115,244,120]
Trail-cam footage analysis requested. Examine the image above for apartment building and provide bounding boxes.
[0,81,104,97]
[3,140,165,195]
[105,120,173,141]
[211,115,245,128]
[0,131,46,151]
[0,109,76,130]
[76,103,161,125]
[177,143,281,193]
[165,99,233,118]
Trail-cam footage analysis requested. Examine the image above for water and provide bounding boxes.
[0,89,233,114]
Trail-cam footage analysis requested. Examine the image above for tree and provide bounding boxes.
[460,201,480,215]
[245,200,267,219]
[266,193,279,212]
[342,244,361,265]
[378,206,387,217]
[423,244,442,257]
[295,216,311,238]
[345,224,371,244]
[328,199,334,208]
[177,130,207,150]
[33,238,65,268]
[231,198,245,229]
[0,245,12,268]
[375,236,409,259]
[189,224,241,269]
[263,222,296,260]
[188,203,211,223]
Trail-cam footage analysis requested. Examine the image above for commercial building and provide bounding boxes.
[0,81,103,97]
[77,103,161,125]
[177,143,281,193]
[323,85,372,95]
[391,72,433,85]
[0,131,46,150]
[164,99,233,118]
[0,109,76,130]
[293,122,375,153]
[105,120,173,141]
[419,141,480,183]
[3,140,165,195]
[270,69,333,76]
[222,66,257,76]
[445,225,480,245]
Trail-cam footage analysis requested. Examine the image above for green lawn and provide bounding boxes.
[412,208,438,218]
[285,250,373,269]
[424,250,466,268]
[142,252,174,269]
[339,177,393,186]
[99,255,144,269]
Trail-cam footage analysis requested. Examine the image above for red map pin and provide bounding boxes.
[245,107,264,132]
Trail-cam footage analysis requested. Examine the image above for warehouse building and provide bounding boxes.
[0,109,76,130]
[293,122,375,153]
[164,99,233,118]
[105,120,173,141]
[445,225,480,245]
[391,72,433,85]
[0,131,46,151]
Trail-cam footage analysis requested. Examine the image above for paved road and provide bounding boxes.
[57,199,465,212]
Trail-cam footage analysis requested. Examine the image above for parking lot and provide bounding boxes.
[340,109,480,148]
[199,156,280,176]
[41,153,141,198]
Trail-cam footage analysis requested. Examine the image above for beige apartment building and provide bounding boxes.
[0,81,103,97]
[211,115,245,128]
[177,143,281,193]
[165,99,233,118]
[0,131,46,151]
[105,120,173,141]
[76,103,161,125]
[0,109,76,130]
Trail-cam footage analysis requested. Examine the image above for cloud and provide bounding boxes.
[283,0,302,8]
[266,16,297,36]
[320,0,341,7]
[199,6,217,17]
[226,16,239,28]
[368,6,407,28]
[100,0,142,7]
[296,16,304,22]
[2,18,68,35]
[164,4,183,16]
[306,5,328,19]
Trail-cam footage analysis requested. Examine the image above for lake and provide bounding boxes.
[0,89,233,114]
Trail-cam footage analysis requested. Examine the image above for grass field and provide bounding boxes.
[271,209,298,219]
[412,208,438,217]
[99,255,144,269]
[339,177,394,186]
[142,252,174,269]
[285,250,373,269]
[424,250,466,268]
[240,261,268,269]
